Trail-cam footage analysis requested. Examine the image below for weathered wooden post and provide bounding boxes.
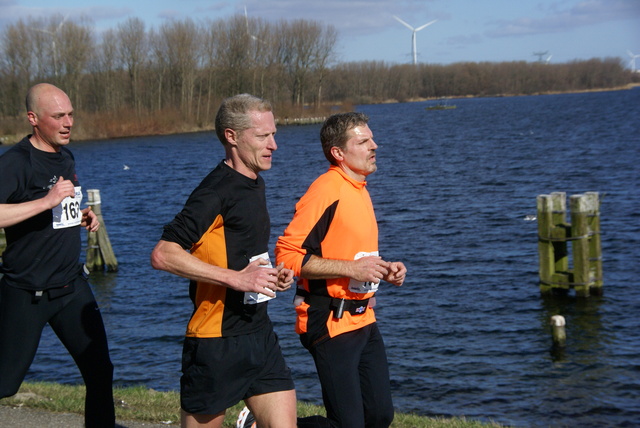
[537,192,569,294]
[537,192,603,297]
[570,192,602,297]
[586,192,603,295]
[86,189,118,272]
[537,195,554,294]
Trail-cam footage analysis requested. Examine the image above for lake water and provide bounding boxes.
[2,89,639,427]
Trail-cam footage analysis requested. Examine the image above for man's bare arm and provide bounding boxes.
[151,240,278,296]
[301,255,389,284]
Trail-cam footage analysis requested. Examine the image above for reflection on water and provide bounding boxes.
[540,293,607,362]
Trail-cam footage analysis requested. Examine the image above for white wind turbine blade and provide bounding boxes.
[243,6,264,45]
[393,15,415,31]
[415,20,437,32]
[244,6,250,33]
[56,15,68,33]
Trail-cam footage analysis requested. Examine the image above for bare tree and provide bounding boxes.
[87,28,122,112]
[275,19,337,106]
[117,18,148,115]
[277,19,315,105]
[0,20,34,115]
[311,24,337,106]
[148,27,166,111]
[31,15,67,82]
[213,15,253,95]
[154,19,203,115]
[55,17,95,108]
[200,20,220,123]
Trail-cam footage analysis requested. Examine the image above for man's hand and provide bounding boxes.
[383,261,407,286]
[81,206,100,232]
[236,258,279,297]
[349,256,390,284]
[43,176,75,209]
[275,262,294,291]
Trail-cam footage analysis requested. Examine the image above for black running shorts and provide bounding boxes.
[180,326,295,415]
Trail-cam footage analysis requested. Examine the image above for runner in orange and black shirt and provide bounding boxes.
[276,112,407,428]
[276,164,379,345]
[151,94,298,428]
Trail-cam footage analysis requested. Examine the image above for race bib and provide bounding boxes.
[52,186,83,229]
[348,251,380,294]
[243,252,276,304]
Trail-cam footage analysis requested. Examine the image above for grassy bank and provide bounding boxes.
[0,382,506,427]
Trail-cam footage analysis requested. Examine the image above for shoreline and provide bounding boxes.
[1,84,638,146]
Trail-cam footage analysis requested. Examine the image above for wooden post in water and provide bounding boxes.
[570,192,602,297]
[537,195,554,294]
[537,192,603,297]
[550,315,566,347]
[537,192,569,294]
[86,189,118,272]
[586,192,603,295]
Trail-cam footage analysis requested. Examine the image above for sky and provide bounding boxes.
[1,0,639,69]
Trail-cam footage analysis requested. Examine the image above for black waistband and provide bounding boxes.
[303,294,370,319]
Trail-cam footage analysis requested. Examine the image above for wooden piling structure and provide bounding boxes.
[537,192,602,297]
[570,192,603,296]
[86,189,118,272]
[537,192,570,294]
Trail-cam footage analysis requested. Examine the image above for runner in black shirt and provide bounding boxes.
[0,83,115,428]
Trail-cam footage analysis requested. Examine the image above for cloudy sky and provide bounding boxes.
[1,0,638,68]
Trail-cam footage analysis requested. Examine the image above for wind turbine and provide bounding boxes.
[393,15,437,65]
[533,51,548,63]
[545,54,552,64]
[244,6,260,43]
[34,15,67,78]
[627,50,640,72]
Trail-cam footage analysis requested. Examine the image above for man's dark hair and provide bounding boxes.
[320,112,369,165]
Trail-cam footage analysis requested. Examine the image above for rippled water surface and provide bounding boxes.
[3,89,639,427]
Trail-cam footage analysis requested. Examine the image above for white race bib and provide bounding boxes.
[244,252,276,304]
[348,251,380,294]
[52,186,82,229]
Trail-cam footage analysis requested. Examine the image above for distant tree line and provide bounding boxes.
[328,58,635,104]
[0,14,636,138]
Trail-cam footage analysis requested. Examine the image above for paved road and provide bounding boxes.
[0,405,178,427]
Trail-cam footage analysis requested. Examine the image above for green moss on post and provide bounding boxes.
[537,195,555,294]
[537,192,603,297]
[585,192,603,295]
[570,193,602,297]
[550,192,569,274]
[537,192,569,294]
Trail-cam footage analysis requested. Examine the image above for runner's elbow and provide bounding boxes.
[150,242,171,271]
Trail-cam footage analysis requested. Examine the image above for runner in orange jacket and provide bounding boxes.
[276,112,407,428]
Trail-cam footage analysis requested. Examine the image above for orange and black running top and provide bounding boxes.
[161,161,272,338]
[276,166,378,345]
